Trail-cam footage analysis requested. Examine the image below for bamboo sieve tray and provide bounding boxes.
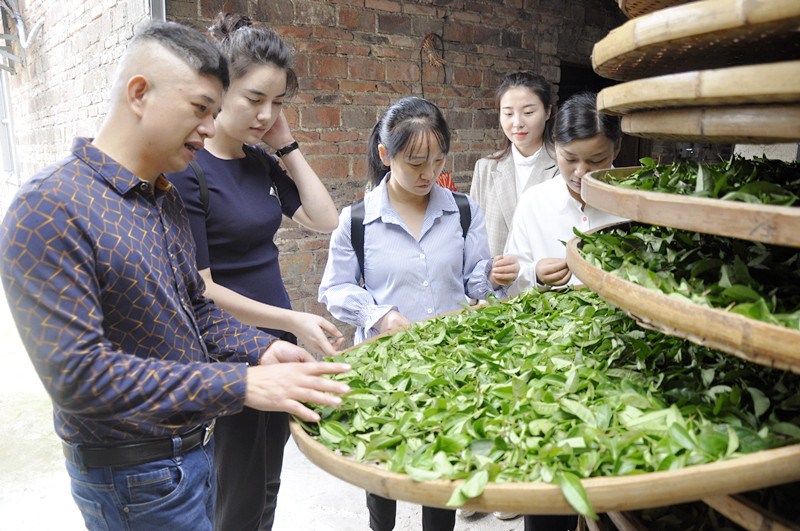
[593,0,800,81]
[619,105,800,143]
[291,420,800,514]
[566,228,800,374]
[581,168,800,248]
[597,61,800,115]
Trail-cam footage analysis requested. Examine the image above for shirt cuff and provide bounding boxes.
[362,305,398,336]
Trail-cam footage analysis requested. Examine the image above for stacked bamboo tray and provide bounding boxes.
[290,0,800,525]
[563,0,800,527]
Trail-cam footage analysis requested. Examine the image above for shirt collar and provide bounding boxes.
[71,137,173,195]
[511,144,543,167]
[364,172,457,226]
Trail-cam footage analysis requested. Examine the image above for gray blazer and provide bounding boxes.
[470,149,558,257]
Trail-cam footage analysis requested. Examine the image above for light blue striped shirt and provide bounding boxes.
[319,176,506,344]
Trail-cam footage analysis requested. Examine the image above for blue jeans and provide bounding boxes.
[65,436,216,531]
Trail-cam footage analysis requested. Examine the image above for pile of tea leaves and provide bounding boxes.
[577,224,800,329]
[299,289,800,518]
[603,156,800,206]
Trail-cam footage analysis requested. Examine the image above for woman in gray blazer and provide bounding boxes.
[470,72,558,258]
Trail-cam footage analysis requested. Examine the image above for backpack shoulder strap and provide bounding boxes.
[189,161,209,217]
[451,191,471,238]
[350,199,366,282]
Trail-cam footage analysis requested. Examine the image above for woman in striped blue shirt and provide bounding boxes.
[318,96,518,531]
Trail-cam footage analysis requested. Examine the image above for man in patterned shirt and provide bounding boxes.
[0,21,350,530]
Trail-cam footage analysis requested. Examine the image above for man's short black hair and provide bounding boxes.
[135,21,229,90]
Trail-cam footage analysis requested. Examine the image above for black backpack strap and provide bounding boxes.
[189,161,209,217]
[452,191,471,238]
[350,199,366,282]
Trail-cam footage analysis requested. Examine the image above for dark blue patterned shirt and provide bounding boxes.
[0,138,275,444]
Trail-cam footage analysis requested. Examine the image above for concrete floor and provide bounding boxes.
[0,286,523,531]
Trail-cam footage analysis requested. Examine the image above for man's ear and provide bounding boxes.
[378,144,391,166]
[126,75,149,119]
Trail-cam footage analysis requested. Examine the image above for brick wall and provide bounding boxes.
[170,0,626,344]
[4,0,150,190]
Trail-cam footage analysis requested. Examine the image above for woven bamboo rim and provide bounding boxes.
[581,168,800,248]
[620,105,800,143]
[617,0,694,19]
[291,420,800,514]
[565,227,800,374]
[593,0,800,81]
[597,61,800,115]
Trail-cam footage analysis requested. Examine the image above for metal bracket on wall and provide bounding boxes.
[0,0,44,72]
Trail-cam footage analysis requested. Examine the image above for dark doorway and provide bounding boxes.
[557,62,651,168]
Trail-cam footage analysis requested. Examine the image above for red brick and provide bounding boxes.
[422,66,447,84]
[309,156,350,179]
[365,0,401,13]
[419,85,444,96]
[386,61,420,82]
[283,106,300,127]
[296,143,330,156]
[294,42,338,54]
[377,13,411,34]
[293,53,309,77]
[377,47,415,60]
[295,1,336,25]
[279,253,313,277]
[315,94,354,105]
[386,35,415,47]
[276,26,313,39]
[348,57,385,81]
[340,8,375,31]
[403,4,437,16]
[300,78,339,91]
[450,9,480,23]
[339,80,378,92]
[299,237,331,251]
[341,107,377,129]
[442,23,472,43]
[301,106,341,128]
[352,157,368,179]
[337,43,372,56]
[473,25,501,46]
[377,82,412,94]
[313,27,355,41]
[337,143,368,155]
[309,56,348,78]
[352,92,393,107]
[320,131,361,142]
[293,130,321,142]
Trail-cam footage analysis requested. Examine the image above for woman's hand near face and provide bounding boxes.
[535,258,572,287]
[375,310,412,334]
[490,255,519,288]
[261,110,294,150]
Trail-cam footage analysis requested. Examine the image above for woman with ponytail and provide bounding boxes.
[167,13,343,530]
